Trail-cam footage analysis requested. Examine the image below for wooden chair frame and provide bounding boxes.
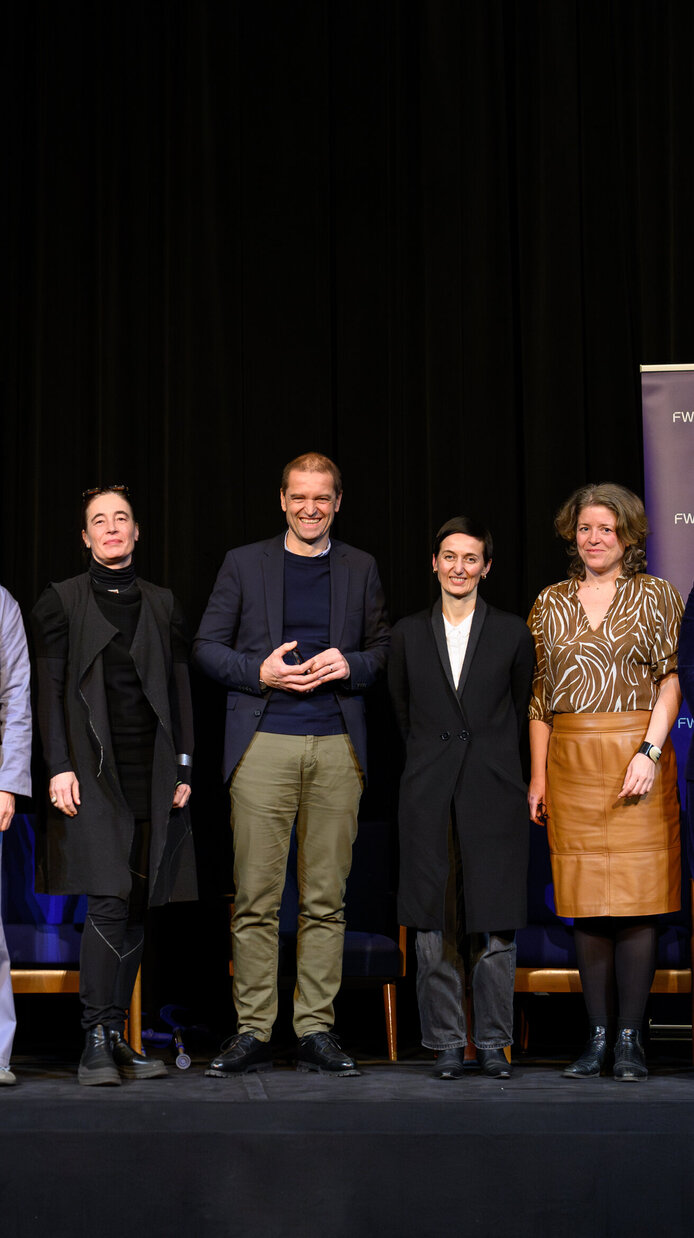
[11,965,143,1052]
[514,881,694,1059]
[228,908,407,1061]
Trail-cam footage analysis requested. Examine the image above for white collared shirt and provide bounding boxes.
[443,610,474,689]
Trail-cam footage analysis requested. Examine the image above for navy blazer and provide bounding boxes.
[193,534,390,781]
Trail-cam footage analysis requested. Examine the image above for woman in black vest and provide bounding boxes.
[32,485,196,1085]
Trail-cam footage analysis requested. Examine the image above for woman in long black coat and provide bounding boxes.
[389,516,534,1079]
[32,485,197,1085]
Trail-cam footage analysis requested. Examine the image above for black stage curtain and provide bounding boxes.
[4,0,694,893]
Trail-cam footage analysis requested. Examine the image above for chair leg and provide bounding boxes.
[383,982,397,1062]
[126,966,143,1054]
[520,1004,530,1053]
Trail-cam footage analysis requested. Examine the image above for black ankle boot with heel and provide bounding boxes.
[562,1025,608,1078]
[613,1028,647,1081]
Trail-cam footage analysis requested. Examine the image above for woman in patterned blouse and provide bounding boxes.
[528,483,683,1081]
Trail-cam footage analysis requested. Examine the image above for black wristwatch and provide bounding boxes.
[638,741,662,764]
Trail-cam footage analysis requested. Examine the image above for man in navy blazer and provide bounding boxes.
[194,452,389,1076]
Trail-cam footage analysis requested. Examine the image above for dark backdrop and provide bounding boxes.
[6,0,694,621]
[4,0,694,944]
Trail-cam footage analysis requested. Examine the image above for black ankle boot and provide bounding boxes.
[78,1024,121,1086]
[562,1025,608,1078]
[613,1028,647,1081]
[109,1030,168,1080]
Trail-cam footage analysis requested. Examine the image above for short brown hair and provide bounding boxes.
[280,453,342,495]
[554,482,649,579]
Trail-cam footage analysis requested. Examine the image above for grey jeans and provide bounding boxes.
[415,826,516,1050]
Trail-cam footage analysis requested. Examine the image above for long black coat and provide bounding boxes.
[388,597,534,933]
[32,573,197,905]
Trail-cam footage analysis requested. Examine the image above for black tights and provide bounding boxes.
[573,916,657,1032]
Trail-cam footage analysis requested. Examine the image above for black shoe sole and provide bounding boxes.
[562,1067,604,1078]
[116,1063,168,1080]
[205,1062,274,1077]
[296,1062,361,1076]
[78,1068,121,1086]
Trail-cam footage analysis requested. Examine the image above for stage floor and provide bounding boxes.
[3,1056,694,1238]
[4,1052,694,1107]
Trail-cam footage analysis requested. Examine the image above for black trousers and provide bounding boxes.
[79,820,150,1031]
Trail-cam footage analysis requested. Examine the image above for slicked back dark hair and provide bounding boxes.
[433,516,493,564]
[80,485,136,531]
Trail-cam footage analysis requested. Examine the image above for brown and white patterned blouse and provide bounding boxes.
[528,573,683,722]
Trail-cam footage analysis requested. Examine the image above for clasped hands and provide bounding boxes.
[259,641,350,693]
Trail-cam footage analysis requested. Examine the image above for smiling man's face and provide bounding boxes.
[280,469,342,556]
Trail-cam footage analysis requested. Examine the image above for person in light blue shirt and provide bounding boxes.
[0,585,32,1086]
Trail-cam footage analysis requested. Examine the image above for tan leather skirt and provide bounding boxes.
[546,711,681,917]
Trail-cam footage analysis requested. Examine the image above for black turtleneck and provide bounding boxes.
[89,557,156,817]
[89,558,137,591]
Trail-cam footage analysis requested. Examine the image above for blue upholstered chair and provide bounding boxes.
[3,813,142,1048]
[3,814,84,993]
[277,816,406,1061]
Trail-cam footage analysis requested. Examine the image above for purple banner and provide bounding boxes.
[641,365,694,813]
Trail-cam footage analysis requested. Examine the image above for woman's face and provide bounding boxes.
[575,504,625,577]
[433,533,489,603]
[82,492,139,568]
